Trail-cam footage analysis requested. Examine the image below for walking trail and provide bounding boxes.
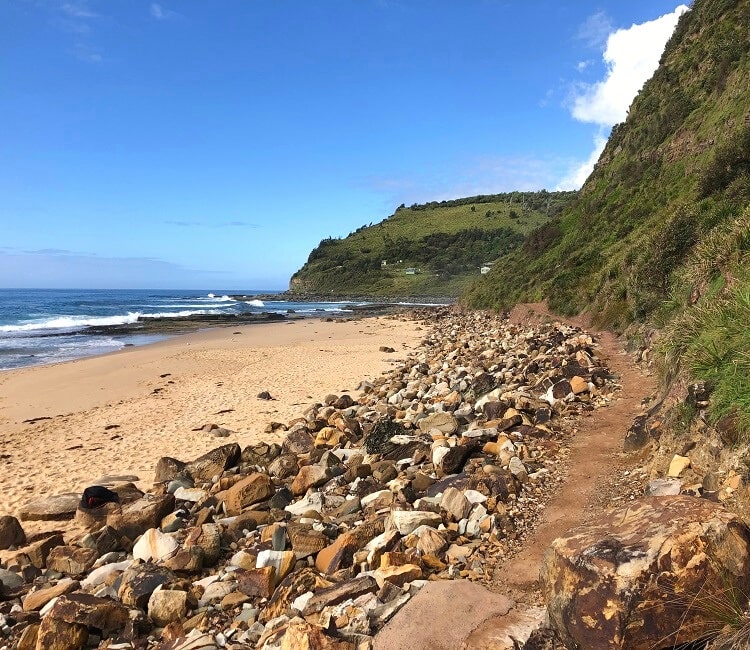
[375,303,658,650]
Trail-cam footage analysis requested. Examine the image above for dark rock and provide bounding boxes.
[333,394,356,409]
[436,445,472,476]
[623,415,649,452]
[118,562,177,609]
[154,457,187,483]
[302,575,378,615]
[363,418,405,455]
[0,515,26,549]
[185,443,241,481]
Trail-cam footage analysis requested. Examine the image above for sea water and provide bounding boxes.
[0,289,363,370]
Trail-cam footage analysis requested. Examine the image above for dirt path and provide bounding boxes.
[491,303,657,600]
[375,304,659,649]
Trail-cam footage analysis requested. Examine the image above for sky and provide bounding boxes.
[1,1,689,290]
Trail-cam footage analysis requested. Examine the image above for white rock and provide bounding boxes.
[132,528,179,562]
[389,510,442,535]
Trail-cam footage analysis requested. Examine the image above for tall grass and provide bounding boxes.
[660,209,750,441]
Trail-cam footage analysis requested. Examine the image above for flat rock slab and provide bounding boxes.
[464,605,547,649]
[374,580,513,650]
[17,493,80,521]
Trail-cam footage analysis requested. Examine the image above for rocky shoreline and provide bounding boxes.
[0,308,620,649]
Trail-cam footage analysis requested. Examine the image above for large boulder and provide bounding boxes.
[542,496,750,650]
[0,515,26,549]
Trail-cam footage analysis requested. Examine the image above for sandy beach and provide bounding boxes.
[0,315,423,526]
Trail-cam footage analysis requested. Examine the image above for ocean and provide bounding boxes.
[0,289,366,371]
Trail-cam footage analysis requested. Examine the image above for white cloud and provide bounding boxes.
[150,3,177,20]
[576,11,614,48]
[558,4,690,189]
[555,133,607,191]
[61,2,97,19]
[572,5,690,126]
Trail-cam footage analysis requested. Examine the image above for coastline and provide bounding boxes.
[0,314,424,529]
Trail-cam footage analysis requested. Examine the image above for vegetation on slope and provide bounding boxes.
[465,0,750,436]
[465,0,749,325]
[290,191,576,296]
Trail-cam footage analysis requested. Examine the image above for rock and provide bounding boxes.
[0,568,24,590]
[283,428,316,455]
[238,567,276,598]
[373,564,422,588]
[435,445,471,476]
[34,617,88,650]
[133,528,179,562]
[107,493,176,540]
[17,493,80,521]
[0,514,26,549]
[418,412,458,435]
[440,487,472,521]
[646,478,682,496]
[291,465,331,496]
[375,580,514,650]
[281,618,355,650]
[287,524,329,559]
[256,549,296,585]
[24,532,65,568]
[43,592,130,636]
[361,489,394,510]
[569,376,588,394]
[363,418,405,455]
[118,562,176,609]
[23,578,80,611]
[302,575,378,616]
[224,473,275,515]
[17,624,39,650]
[185,523,221,567]
[185,443,241,481]
[623,415,649,452]
[315,532,361,574]
[667,454,691,477]
[154,457,187,483]
[315,426,346,449]
[46,545,98,575]
[551,379,573,400]
[333,394,356,409]
[542,496,750,650]
[148,588,188,627]
[389,510,442,535]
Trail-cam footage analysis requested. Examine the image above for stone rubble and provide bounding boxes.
[0,308,618,650]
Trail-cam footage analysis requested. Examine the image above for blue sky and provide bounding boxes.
[1,1,688,290]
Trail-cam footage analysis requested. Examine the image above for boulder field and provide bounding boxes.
[1,308,744,649]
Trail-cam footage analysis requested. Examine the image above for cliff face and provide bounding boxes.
[465,0,750,329]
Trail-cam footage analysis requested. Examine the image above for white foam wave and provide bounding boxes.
[246,299,264,307]
[0,309,221,333]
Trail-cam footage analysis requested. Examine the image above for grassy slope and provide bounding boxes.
[290,192,576,297]
[465,0,749,327]
[465,0,750,436]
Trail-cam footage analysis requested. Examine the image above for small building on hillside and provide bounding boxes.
[405,268,416,275]
[480,265,492,275]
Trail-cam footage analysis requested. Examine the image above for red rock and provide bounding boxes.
[237,567,276,598]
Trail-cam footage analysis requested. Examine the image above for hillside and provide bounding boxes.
[466,0,749,325]
[289,191,576,297]
[466,0,750,438]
